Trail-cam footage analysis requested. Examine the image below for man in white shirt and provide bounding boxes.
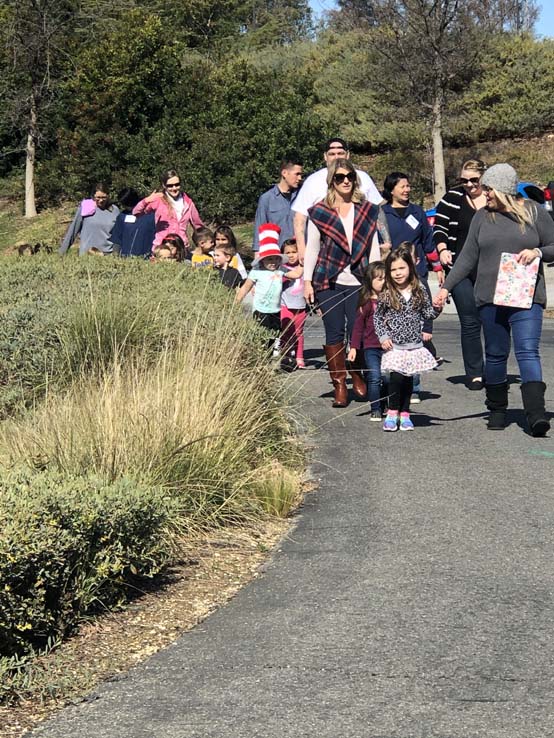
[292,137,384,258]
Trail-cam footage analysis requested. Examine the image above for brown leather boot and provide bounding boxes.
[324,343,348,408]
[348,353,367,399]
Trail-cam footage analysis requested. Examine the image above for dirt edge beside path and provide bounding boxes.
[1,517,297,738]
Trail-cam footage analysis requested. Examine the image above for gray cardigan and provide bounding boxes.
[443,204,554,307]
[59,204,120,255]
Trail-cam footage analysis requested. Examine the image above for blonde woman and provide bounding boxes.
[434,159,487,390]
[303,158,389,407]
[434,163,554,436]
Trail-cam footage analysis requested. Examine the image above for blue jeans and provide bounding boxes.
[316,284,361,345]
[363,348,384,411]
[450,277,484,379]
[479,303,544,385]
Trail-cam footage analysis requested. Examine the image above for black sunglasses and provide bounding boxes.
[333,172,356,184]
[165,182,181,188]
[460,177,480,185]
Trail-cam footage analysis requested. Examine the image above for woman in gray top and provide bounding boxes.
[59,183,120,255]
[434,163,554,436]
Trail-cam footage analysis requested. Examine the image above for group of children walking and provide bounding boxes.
[156,217,441,432]
[153,224,246,289]
[235,222,441,433]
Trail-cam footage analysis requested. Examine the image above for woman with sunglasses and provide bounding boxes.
[304,158,389,407]
[433,159,487,390]
[133,169,204,254]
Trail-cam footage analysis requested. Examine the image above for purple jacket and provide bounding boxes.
[350,299,381,350]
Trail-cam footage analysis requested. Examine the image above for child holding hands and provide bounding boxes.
[374,244,441,432]
[236,223,302,350]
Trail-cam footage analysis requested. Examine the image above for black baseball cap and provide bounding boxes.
[324,137,349,153]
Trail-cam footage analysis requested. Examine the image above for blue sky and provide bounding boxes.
[309,1,554,36]
[537,1,554,37]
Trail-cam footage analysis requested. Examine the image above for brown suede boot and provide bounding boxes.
[324,343,348,408]
[348,353,367,399]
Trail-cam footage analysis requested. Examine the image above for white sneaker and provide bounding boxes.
[410,393,421,404]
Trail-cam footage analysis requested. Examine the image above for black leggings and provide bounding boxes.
[388,372,414,413]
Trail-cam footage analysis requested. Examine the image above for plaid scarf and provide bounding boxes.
[308,200,379,291]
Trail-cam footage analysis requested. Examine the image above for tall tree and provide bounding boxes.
[1,0,78,217]
[369,0,537,201]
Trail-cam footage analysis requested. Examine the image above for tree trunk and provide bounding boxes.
[431,92,446,203]
[24,95,38,219]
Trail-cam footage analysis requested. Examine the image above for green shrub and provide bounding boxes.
[0,255,303,677]
[0,468,178,658]
[0,256,264,417]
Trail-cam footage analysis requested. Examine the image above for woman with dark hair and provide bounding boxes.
[110,188,156,258]
[132,169,204,252]
[434,163,554,436]
[59,182,120,255]
[381,172,442,282]
[303,158,390,407]
[433,159,487,390]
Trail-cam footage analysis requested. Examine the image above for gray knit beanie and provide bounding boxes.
[481,163,518,196]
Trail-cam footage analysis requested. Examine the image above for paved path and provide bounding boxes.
[31,316,554,738]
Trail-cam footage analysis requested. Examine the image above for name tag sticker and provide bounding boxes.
[406,214,419,230]
[124,215,136,223]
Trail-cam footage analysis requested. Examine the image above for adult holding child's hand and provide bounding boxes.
[436,163,554,436]
[133,169,204,254]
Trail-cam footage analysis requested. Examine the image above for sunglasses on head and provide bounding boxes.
[333,172,356,184]
[460,177,480,185]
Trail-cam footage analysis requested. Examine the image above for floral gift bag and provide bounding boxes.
[493,252,539,309]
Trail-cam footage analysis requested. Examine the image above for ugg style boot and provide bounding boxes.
[347,353,367,399]
[324,343,348,408]
[520,381,550,437]
[485,382,508,430]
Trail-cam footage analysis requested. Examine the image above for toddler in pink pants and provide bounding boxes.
[280,238,307,369]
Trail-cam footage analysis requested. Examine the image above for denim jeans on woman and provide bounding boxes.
[316,283,360,345]
[478,302,544,385]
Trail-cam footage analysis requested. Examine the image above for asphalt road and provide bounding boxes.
[30,315,554,738]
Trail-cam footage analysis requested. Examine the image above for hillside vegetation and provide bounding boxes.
[1,1,553,219]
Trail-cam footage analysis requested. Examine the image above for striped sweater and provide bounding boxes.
[432,186,481,259]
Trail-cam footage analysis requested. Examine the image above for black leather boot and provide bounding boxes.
[485,382,508,430]
[521,381,550,437]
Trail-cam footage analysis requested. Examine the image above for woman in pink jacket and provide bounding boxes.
[133,169,204,252]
